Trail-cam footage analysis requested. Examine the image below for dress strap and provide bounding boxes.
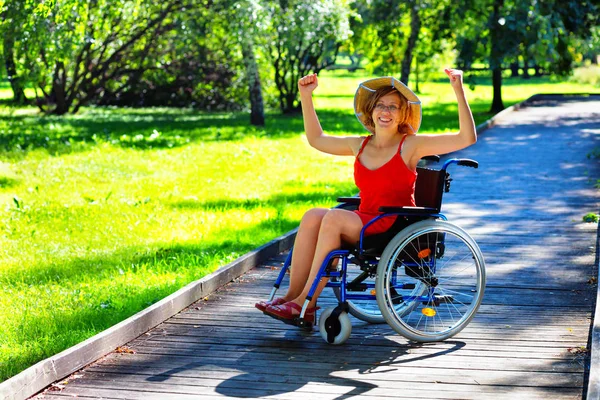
[356,135,372,158]
[398,134,408,154]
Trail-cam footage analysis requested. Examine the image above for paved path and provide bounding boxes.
[35,96,600,399]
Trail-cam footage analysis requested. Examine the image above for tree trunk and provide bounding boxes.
[415,57,420,93]
[240,37,265,126]
[522,57,530,79]
[3,35,27,104]
[489,0,505,113]
[510,62,519,77]
[284,92,299,114]
[491,67,504,113]
[400,1,421,85]
[50,62,70,115]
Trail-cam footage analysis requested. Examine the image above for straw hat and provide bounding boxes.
[354,76,422,134]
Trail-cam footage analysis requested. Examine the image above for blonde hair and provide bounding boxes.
[359,87,413,133]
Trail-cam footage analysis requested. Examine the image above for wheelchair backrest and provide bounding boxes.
[415,167,447,212]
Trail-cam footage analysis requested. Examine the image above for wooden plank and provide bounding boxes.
[41,372,582,400]
[93,351,584,374]
[586,217,600,399]
[87,363,584,388]
[130,331,588,355]
[130,335,588,352]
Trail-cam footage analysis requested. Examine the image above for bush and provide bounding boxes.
[570,65,600,87]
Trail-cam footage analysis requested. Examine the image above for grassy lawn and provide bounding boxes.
[0,70,598,381]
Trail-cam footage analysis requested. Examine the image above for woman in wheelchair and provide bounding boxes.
[256,69,478,336]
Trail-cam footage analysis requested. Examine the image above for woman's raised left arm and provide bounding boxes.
[409,68,477,160]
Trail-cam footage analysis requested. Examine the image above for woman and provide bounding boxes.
[256,68,476,325]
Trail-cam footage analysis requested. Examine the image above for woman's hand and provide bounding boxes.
[444,68,464,90]
[298,73,318,96]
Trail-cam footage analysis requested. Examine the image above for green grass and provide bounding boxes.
[1,69,599,381]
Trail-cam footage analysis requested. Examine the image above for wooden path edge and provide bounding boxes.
[587,218,600,400]
[0,229,298,400]
[1,92,598,400]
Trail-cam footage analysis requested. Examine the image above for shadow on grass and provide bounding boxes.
[170,182,356,212]
[1,181,359,289]
[0,100,486,157]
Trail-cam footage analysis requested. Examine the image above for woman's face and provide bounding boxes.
[372,92,404,131]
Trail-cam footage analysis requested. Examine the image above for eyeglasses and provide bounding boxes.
[374,103,400,113]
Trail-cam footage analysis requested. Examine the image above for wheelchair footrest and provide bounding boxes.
[262,311,314,332]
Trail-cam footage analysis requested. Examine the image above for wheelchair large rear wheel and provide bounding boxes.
[376,220,485,342]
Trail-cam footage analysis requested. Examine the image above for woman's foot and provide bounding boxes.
[264,301,319,326]
[254,297,286,312]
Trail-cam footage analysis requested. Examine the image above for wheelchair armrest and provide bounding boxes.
[457,159,478,168]
[421,155,440,163]
[337,197,361,205]
[442,158,479,170]
[378,206,439,214]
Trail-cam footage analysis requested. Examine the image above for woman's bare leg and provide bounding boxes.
[291,209,363,308]
[282,208,329,300]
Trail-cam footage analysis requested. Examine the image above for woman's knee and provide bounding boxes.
[300,208,329,229]
[320,209,363,239]
[320,209,351,231]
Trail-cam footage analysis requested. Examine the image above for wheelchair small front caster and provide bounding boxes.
[319,306,352,345]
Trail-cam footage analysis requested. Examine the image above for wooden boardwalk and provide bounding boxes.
[35,96,600,400]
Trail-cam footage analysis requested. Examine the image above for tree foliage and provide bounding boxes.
[0,0,598,116]
[452,0,599,112]
[99,1,247,111]
[6,0,188,114]
[0,0,33,104]
[264,0,354,113]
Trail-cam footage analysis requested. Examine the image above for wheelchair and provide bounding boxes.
[266,157,486,345]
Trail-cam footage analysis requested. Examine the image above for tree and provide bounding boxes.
[231,0,266,126]
[101,0,248,111]
[455,0,599,113]
[488,0,506,112]
[400,1,421,85]
[17,0,185,114]
[0,0,34,104]
[351,0,452,87]
[265,0,354,113]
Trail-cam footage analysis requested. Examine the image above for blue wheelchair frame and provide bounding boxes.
[267,158,478,329]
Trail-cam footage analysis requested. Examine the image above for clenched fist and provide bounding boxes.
[298,73,318,95]
[444,68,464,90]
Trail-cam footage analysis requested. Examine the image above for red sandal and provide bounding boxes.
[254,297,286,312]
[264,301,319,326]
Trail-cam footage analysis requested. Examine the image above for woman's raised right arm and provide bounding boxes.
[299,74,361,156]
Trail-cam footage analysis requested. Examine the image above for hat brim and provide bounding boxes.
[354,76,422,134]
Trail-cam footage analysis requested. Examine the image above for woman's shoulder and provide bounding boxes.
[344,135,369,156]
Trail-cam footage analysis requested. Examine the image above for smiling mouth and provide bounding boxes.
[378,117,393,123]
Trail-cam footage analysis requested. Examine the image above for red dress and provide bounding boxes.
[354,135,417,235]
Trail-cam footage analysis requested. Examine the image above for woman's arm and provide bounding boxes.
[409,69,477,160]
[299,74,362,156]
